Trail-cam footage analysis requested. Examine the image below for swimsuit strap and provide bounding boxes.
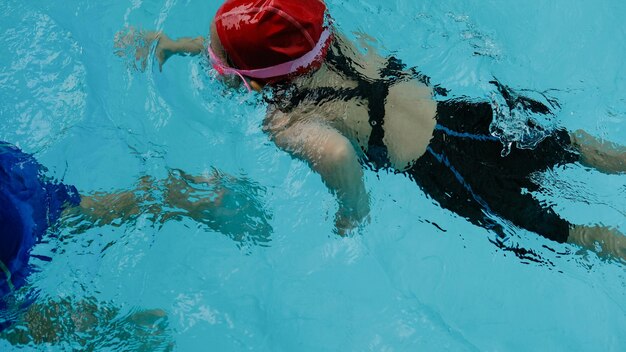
[324,42,367,82]
[326,42,420,168]
[361,79,390,168]
[287,86,364,106]
[269,39,429,169]
[307,41,403,168]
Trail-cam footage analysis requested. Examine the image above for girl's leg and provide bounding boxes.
[570,129,626,174]
[566,131,626,262]
[568,225,626,263]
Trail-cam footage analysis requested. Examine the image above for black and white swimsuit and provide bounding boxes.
[269,39,580,250]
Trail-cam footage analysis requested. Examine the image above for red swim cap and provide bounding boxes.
[214,0,327,72]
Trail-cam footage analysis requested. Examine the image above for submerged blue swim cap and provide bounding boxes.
[0,142,80,298]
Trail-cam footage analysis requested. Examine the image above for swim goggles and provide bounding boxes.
[208,28,332,92]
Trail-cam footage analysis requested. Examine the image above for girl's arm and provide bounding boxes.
[62,170,273,243]
[114,29,205,71]
[267,112,370,235]
[153,33,205,70]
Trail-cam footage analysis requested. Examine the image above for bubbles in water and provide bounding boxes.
[489,80,561,155]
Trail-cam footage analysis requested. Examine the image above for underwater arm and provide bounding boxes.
[114,29,205,71]
[0,297,172,348]
[153,32,205,69]
[64,176,157,227]
[161,169,273,245]
[269,118,370,234]
[62,171,272,242]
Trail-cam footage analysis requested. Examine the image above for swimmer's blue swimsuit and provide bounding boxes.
[0,142,80,300]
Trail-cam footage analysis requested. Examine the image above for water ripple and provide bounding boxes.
[0,2,86,151]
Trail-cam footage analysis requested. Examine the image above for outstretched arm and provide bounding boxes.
[268,117,370,234]
[62,170,272,244]
[0,296,172,348]
[153,32,205,69]
[114,28,205,71]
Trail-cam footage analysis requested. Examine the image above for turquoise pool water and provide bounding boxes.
[1,0,625,350]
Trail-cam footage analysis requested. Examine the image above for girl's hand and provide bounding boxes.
[114,27,205,71]
[114,27,161,71]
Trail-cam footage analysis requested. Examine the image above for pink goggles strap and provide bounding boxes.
[208,28,331,81]
[208,49,252,91]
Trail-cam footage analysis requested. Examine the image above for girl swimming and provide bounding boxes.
[119,0,626,262]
